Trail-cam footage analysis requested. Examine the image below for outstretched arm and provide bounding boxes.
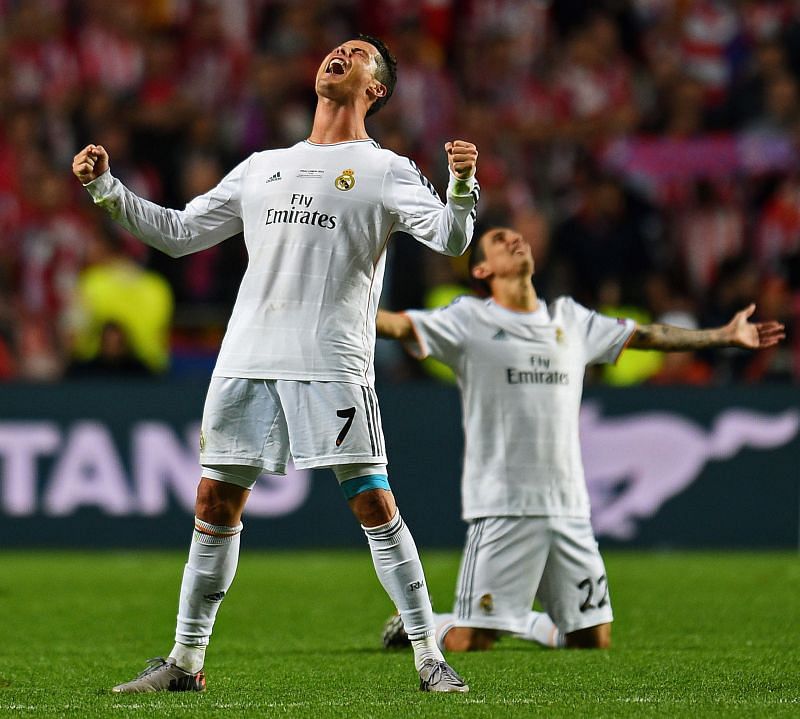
[377,310,414,341]
[628,304,785,351]
[72,143,245,258]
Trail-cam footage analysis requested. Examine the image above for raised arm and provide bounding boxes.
[628,304,785,351]
[376,310,414,341]
[384,141,479,257]
[72,143,245,258]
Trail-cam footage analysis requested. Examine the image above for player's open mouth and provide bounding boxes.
[326,58,347,75]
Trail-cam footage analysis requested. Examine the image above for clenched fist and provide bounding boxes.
[445,140,478,180]
[72,144,110,185]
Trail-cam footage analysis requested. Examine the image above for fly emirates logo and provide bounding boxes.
[264,193,338,230]
[506,354,569,385]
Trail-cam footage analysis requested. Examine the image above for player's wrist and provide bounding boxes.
[716,326,735,346]
[82,168,112,188]
[448,170,476,197]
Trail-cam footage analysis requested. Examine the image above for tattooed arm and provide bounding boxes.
[628,304,785,351]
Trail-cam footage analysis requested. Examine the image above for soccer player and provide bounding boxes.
[378,226,785,653]
[72,36,479,693]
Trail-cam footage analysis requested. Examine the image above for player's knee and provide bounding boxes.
[566,623,611,649]
[348,485,396,527]
[444,627,497,652]
[195,478,247,525]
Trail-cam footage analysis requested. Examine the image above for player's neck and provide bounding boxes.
[308,99,370,144]
[491,277,539,313]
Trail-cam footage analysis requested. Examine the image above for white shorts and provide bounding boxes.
[200,377,387,474]
[453,516,613,635]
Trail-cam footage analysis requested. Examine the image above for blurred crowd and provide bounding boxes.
[1,0,799,384]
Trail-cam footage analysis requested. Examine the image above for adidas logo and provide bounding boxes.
[492,329,508,340]
[203,591,226,602]
[265,171,282,183]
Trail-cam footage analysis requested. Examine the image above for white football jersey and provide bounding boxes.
[405,296,636,520]
[85,139,478,385]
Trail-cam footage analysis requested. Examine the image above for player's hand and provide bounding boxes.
[725,304,785,349]
[72,144,110,185]
[445,140,478,180]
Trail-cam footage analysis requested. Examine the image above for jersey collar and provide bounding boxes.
[487,297,548,320]
[303,139,379,147]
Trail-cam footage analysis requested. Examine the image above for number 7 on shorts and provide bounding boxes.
[336,407,356,446]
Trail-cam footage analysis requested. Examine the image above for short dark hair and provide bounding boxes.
[468,231,491,297]
[358,34,397,117]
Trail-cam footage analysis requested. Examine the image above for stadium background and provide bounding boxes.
[0,0,799,549]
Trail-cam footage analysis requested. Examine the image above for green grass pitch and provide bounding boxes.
[0,550,798,718]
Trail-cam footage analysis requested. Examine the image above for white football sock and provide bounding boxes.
[171,517,242,671]
[513,610,565,648]
[363,510,444,670]
[170,642,206,674]
[410,636,442,669]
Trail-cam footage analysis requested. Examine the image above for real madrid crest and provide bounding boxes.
[335,168,355,191]
[479,593,494,614]
[555,327,565,344]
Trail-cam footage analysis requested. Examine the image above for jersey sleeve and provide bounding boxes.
[83,158,250,257]
[403,298,472,369]
[382,155,479,257]
[565,298,637,365]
